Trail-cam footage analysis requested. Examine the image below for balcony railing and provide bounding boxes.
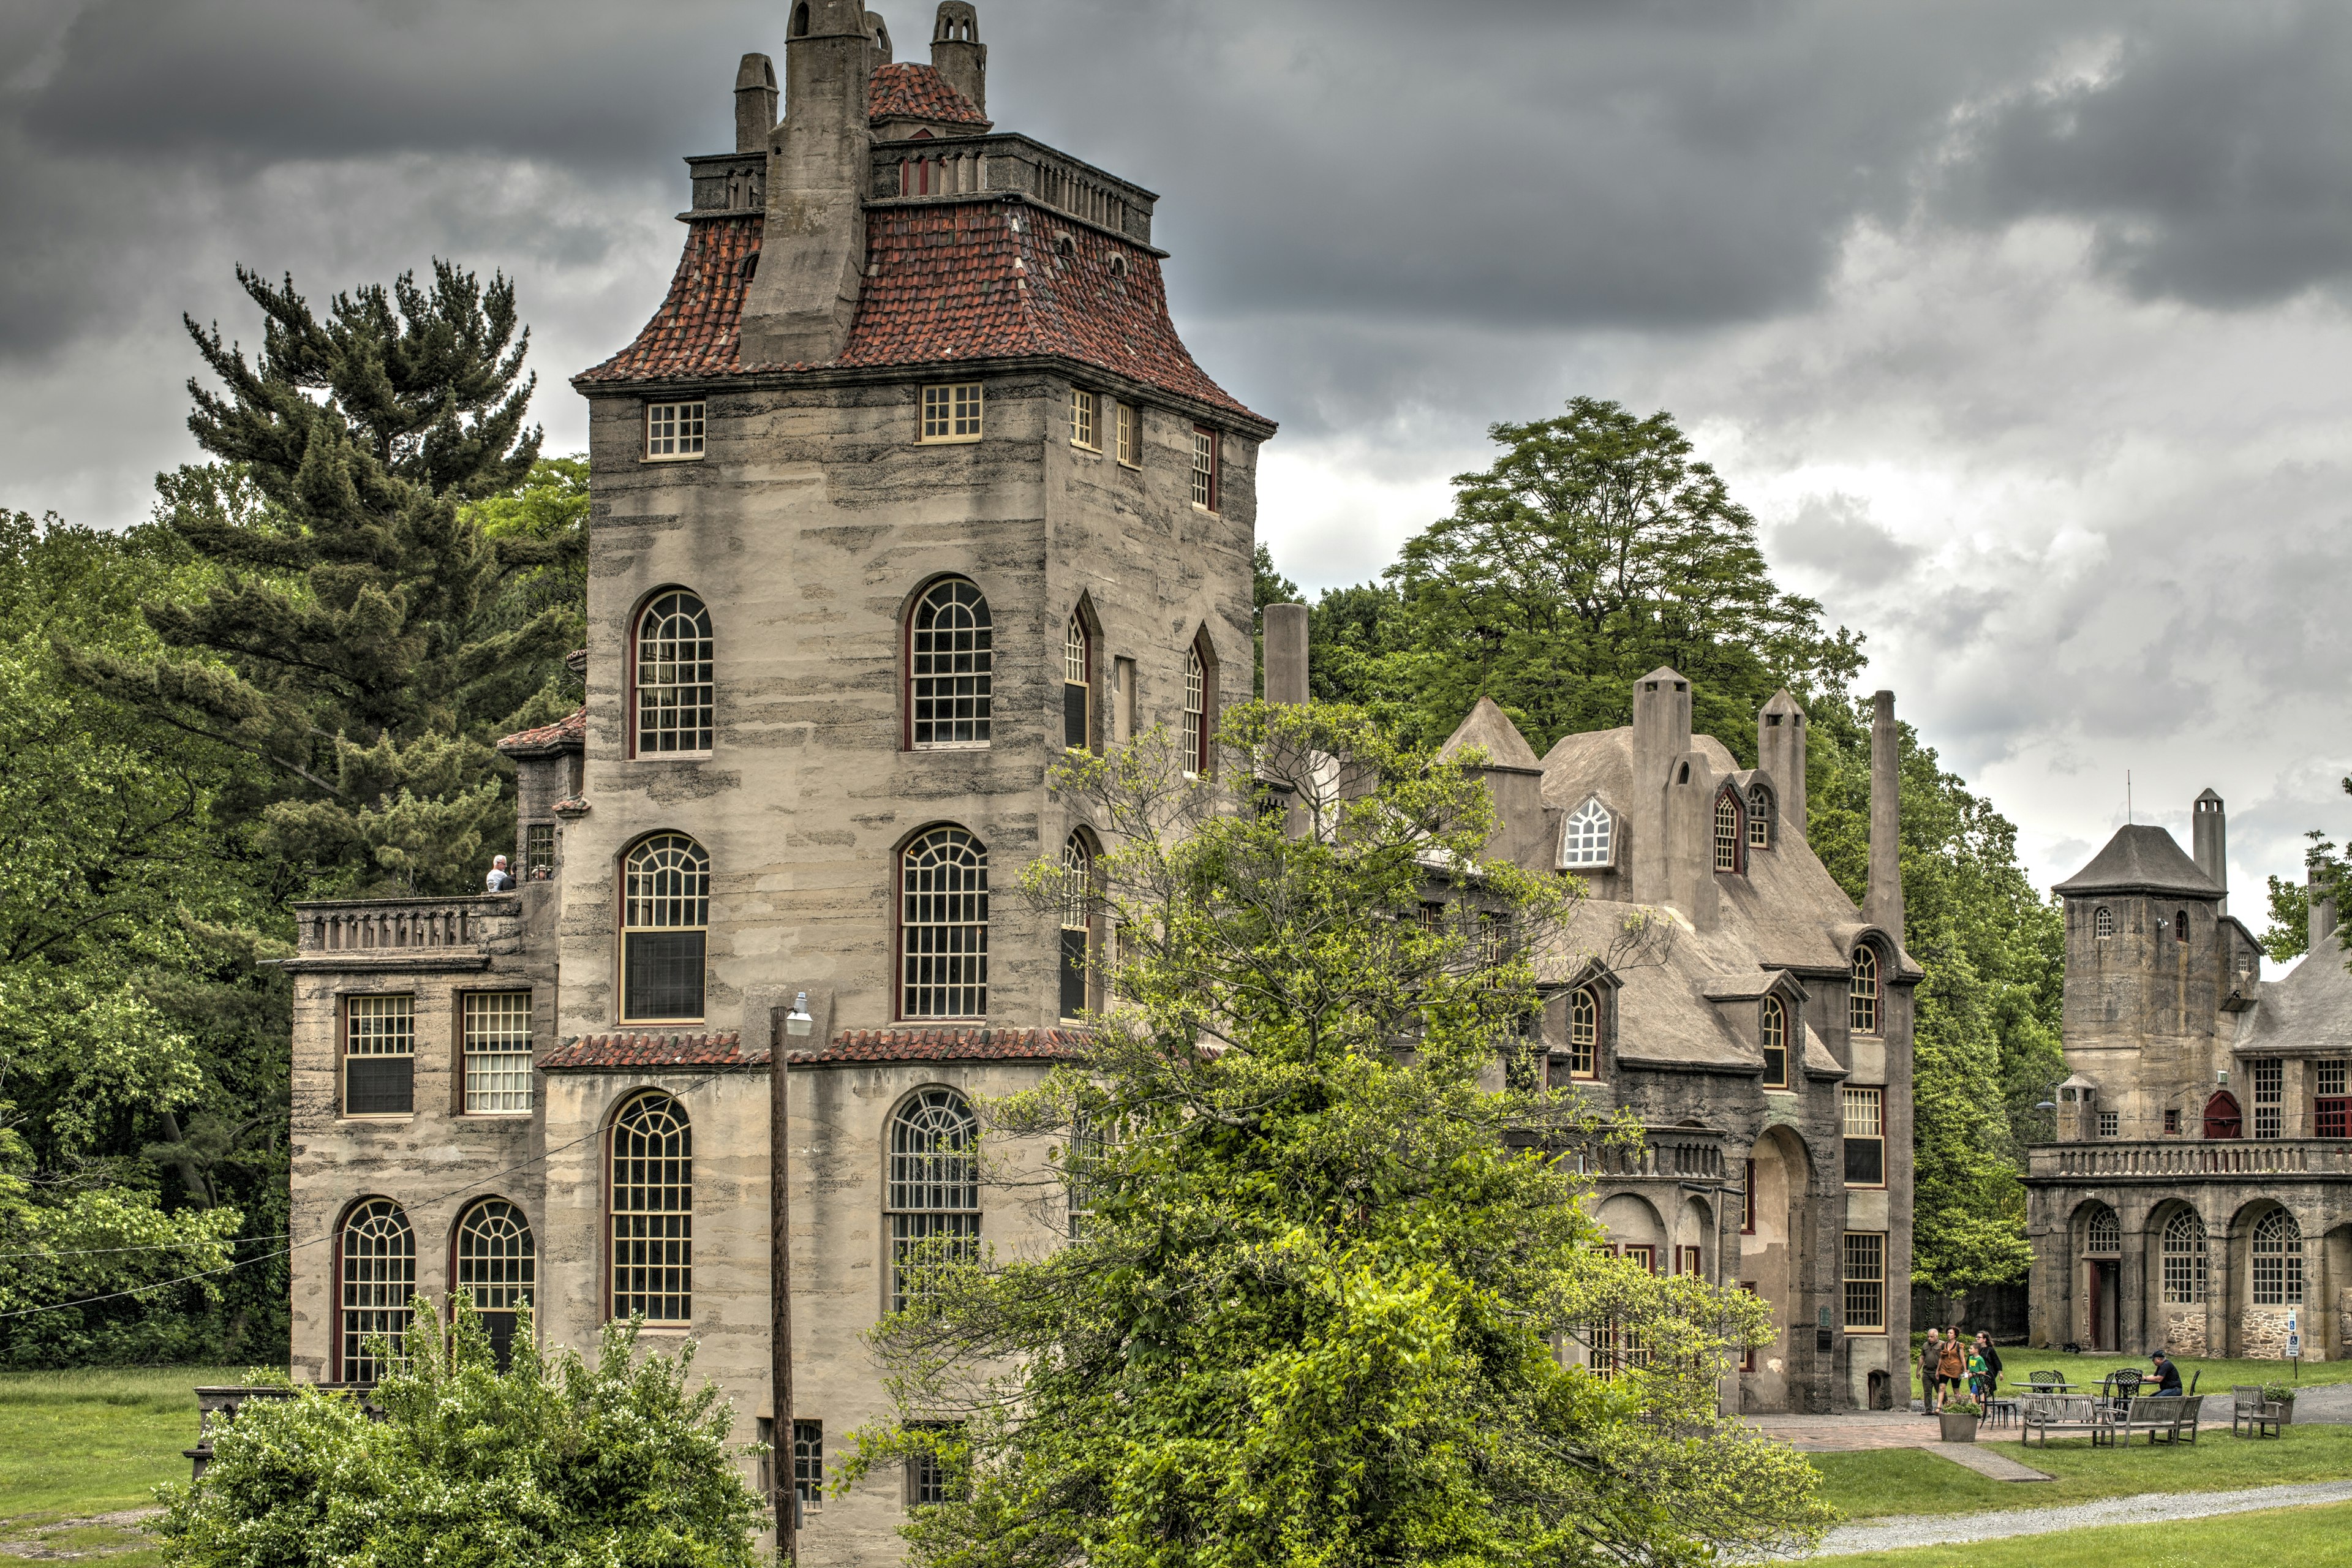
[2029,1138,2352,1180]
[293,895,516,955]
[1566,1129,1727,1182]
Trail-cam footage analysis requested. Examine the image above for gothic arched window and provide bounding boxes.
[1182,639,1210,778]
[633,590,715,756]
[1058,833,1092,1020]
[2161,1209,2205,1305]
[620,834,709,1022]
[909,578,993,747]
[1062,612,1091,752]
[2094,906,2114,938]
[454,1199,535,1368]
[1746,783,1772,849]
[1713,791,1742,872]
[1567,987,1599,1078]
[339,1197,414,1384]
[1760,995,1789,1088]
[610,1091,692,1322]
[1561,797,1613,869]
[888,1087,980,1312]
[1849,944,1880,1035]
[2252,1208,2304,1306]
[902,827,988,1019]
[2175,908,2190,943]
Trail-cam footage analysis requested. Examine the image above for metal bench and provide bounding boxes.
[2107,1393,2203,1446]
[2020,1393,2111,1446]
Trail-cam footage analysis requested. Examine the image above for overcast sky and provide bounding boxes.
[6,0,2351,941]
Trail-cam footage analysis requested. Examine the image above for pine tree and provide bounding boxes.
[74,263,582,893]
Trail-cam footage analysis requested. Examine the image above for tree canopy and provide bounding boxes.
[851,705,1831,1568]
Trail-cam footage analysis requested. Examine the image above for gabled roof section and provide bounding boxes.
[579,216,759,385]
[2052,824,2222,899]
[1439,696,1542,772]
[496,705,586,758]
[867,62,990,128]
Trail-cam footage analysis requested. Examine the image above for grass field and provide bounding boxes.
[1828,1498,2352,1565]
[1909,1343,2352,1401]
[0,1364,243,1564]
[1809,1420,2352,1519]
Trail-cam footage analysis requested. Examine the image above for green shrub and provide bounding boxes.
[156,1301,767,1567]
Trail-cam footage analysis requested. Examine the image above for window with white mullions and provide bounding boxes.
[1182,642,1208,777]
[1713,791,1741,872]
[1189,426,1216,510]
[1842,1231,1885,1331]
[2252,1208,2303,1306]
[921,382,983,442]
[1560,797,1612,869]
[1842,1086,1885,1187]
[888,1088,981,1313]
[454,1199,535,1370]
[1747,783,1772,848]
[1566,986,1598,1078]
[633,590,715,755]
[610,1091,692,1322]
[1062,613,1090,751]
[1058,833,1091,1020]
[344,995,414,1115]
[2161,1209,2206,1305]
[1760,995,1789,1089]
[1069,388,1098,450]
[901,827,988,1019]
[910,579,992,747]
[339,1197,413,1384]
[646,401,705,459]
[1849,945,1880,1035]
[462,991,532,1113]
[2253,1059,2282,1139]
[621,834,709,1022]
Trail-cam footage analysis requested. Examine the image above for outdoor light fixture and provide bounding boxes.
[2036,1101,2056,1111]
[784,992,814,1037]
[2216,1068,2230,1085]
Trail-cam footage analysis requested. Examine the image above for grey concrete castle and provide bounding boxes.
[2027,796,2352,1360]
[282,7,1919,1558]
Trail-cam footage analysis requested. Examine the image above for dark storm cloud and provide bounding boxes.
[1932,6,2352,307]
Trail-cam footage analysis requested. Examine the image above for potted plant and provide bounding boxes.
[2261,1382,2297,1426]
[1939,1393,1983,1443]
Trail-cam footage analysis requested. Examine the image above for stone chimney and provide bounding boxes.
[1863,690,1903,937]
[931,2,987,115]
[739,0,877,367]
[1756,688,1808,841]
[735,53,778,153]
[1263,603,1308,707]
[2310,851,2337,957]
[2193,788,2227,915]
[1629,667,1692,905]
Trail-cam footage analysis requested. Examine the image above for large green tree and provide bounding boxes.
[851,705,1830,1568]
[77,263,584,894]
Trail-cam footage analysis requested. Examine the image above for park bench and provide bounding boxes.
[2019,1393,2111,1446]
[2231,1385,2285,1439]
[2106,1393,2203,1446]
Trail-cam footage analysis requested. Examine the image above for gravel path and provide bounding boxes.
[1790,1478,2352,1558]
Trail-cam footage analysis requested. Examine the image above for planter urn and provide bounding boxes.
[1939,1410,1981,1443]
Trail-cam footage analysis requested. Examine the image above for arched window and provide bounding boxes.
[2175,908,2190,943]
[339,1198,413,1384]
[1747,783,1772,849]
[1760,995,1789,1088]
[610,1092,691,1322]
[888,1087,980,1312]
[454,1199,535,1368]
[2161,1209,2205,1305]
[1182,641,1208,778]
[633,590,715,756]
[2252,1208,2304,1306]
[1849,944,1880,1035]
[1567,987,1599,1078]
[909,578,993,747]
[1058,833,1091,1020]
[902,827,988,1019]
[1561,797,1613,869]
[2094,906,2114,938]
[1713,792,1741,872]
[1062,613,1091,751]
[2203,1090,2242,1139]
[621,834,709,1022]
[2084,1205,2120,1255]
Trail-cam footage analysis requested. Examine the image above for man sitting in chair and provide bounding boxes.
[2147,1348,2184,1396]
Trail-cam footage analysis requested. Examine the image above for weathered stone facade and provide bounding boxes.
[284,8,1923,1562]
[2026,796,2352,1359]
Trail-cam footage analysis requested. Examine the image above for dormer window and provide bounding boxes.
[1713,790,1743,873]
[1560,797,1613,870]
[1849,944,1880,1035]
[1566,986,1600,1079]
[1760,995,1789,1089]
[1746,783,1772,849]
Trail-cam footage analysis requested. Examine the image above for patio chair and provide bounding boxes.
[2029,1370,2062,1389]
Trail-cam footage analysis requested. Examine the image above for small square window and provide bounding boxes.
[646,401,706,460]
[1070,388,1098,450]
[1189,426,1216,510]
[2163,1107,2180,1134]
[921,382,984,442]
[2098,1110,2120,1138]
[1115,402,1140,467]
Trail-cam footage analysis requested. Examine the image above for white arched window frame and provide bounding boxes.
[2094,906,2114,938]
[2160,1209,2206,1305]
[1058,833,1093,1020]
[610,1091,692,1322]
[1566,987,1599,1078]
[633,590,715,756]
[1713,791,1743,873]
[902,827,989,1019]
[888,1087,981,1313]
[454,1198,535,1366]
[1760,995,1789,1089]
[1746,784,1772,849]
[909,579,993,748]
[2084,1206,2121,1255]
[1560,797,1613,870]
[1062,612,1091,752]
[620,834,709,1023]
[2252,1208,2304,1306]
[1182,642,1208,778]
[1849,944,1881,1035]
[339,1197,414,1384]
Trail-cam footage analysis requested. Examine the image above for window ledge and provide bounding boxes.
[641,453,707,464]
[338,1114,416,1124]
[918,435,983,447]
[459,1111,536,1120]
[630,752,714,764]
[913,742,992,752]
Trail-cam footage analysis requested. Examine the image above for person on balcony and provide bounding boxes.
[484,855,515,892]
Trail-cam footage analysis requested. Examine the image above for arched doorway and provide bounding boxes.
[2077,1201,2122,1351]
[2204,1091,2244,1139]
[1739,1126,1812,1410]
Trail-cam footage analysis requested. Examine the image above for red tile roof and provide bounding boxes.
[867,63,989,127]
[578,202,1262,424]
[791,1027,1090,1066]
[496,705,586,756]
[539,1031,756,1071]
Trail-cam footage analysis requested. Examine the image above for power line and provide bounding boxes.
[0,1233,292,1262]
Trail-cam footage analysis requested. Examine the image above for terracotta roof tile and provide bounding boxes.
[578,201,1262,425]
[496,705,586,756]
[540,1030,756,1071]
[790,1026,1088,1066]
[867,63,989,127]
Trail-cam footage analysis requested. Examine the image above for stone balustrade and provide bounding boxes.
[287,894,521,971]
[2029,1137,2352,1180]
[871,132,1157,243]
[1567,1128,1727,1181]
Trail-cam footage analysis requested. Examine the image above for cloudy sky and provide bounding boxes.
[6,0,2351,937]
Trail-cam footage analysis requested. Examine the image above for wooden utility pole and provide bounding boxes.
[771,1002,798,1564]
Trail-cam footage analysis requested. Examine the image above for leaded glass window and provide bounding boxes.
[902,827,987,1019]
[634,590,715,755]
[910,579,992,747]
[2161,1209,2205,1305]
[622,834,708,1022]
[888,1088,980,1312]
[2252,1208,2303,1306]
[339,1198,413,1384]
[610,1092,691,1322]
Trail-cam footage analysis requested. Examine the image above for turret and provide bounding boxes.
[740,0,878,366]
[931,2,987,115]
[1863,690,1902,937]
[2192,788,2227,916]
[1757,688,1807,841]
[734,53,778,154]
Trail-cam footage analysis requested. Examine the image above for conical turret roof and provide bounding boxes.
[2052,824,2222,899]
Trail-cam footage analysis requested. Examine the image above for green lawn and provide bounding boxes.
[1811,1421,2352,1520]
[1911,1343,2352,1403]
[0,1364,242,1564]
[1828,1499,2352,1566]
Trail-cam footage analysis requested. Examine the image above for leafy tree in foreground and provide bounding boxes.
[75,263,584,894]
[2263,826,2351,964]
[158,1305,767,1568]
[851,704,1830,1568]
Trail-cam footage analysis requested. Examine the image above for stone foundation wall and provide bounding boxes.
[2163,1310,2207,1357]
[2241,1306,2299,1360]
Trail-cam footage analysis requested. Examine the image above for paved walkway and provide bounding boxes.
[1790,1478,2352,1557]
[1747,1412,1949,1452]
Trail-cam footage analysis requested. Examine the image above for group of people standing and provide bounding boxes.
[1918,1327,2003,1412]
